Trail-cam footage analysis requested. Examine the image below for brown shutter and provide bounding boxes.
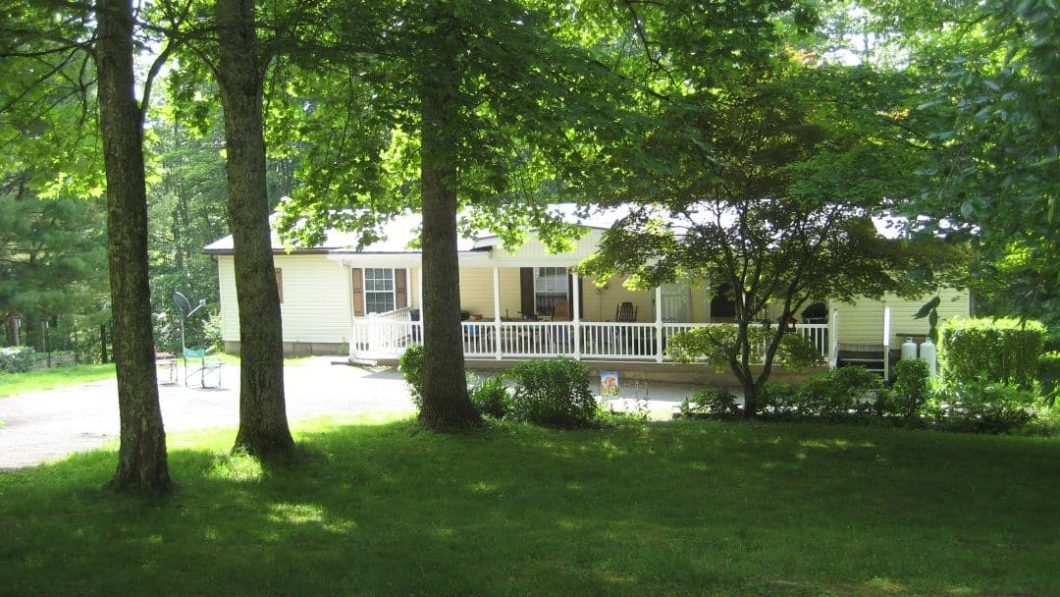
[395,268,408,309]
[520,267,535,318]
[275,268,283,304]
[352,268,364,317]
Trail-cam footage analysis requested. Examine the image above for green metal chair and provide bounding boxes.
[183,347,222,389]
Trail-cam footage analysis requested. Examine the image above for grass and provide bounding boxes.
[1,418,1059,595]
[0,364,115,398]
[0,353,323,399]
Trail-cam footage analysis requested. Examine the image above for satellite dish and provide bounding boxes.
[172,291,192,316]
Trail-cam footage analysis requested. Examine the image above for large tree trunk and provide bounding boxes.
[96,0,169,492]
[215,0,294,458]
[417,5,480,430]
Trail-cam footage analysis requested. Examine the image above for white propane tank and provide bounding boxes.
[901,338,918,361]
[919,337,937,377]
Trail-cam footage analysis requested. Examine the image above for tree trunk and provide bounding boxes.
[96,0,169,492]
[416,5,480,430]
[215,0,294,458]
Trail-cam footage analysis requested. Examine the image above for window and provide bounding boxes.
[276,269,283,304]
[363,268,396,314]
[534,267,568,316]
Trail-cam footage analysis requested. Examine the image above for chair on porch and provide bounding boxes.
[615,302,638,322]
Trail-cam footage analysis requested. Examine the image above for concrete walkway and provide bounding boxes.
[0,358,701,470]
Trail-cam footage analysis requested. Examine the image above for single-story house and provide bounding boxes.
[205,210,969,376]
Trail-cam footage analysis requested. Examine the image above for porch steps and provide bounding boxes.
[836,344,887,377]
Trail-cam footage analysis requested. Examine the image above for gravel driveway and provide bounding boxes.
[0,358,415,470]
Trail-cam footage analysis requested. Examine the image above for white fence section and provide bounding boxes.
[350,318,833,365]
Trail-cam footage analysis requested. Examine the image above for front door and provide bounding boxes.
[660,283,691,322]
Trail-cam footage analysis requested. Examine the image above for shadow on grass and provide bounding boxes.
[1,419,1059,595]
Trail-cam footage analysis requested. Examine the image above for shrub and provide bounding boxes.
[756,382,799,416]
[469,376,509,418]
[796,366,882,418]
[1038,351,1060,407]
[0,346,36,374]
[202,311,225,353]
[940,318,1045,389]
[885,359,932,421]
[398,345,425,409]
[506,358,596,427]
[931,380,1035,433]
[690,387,740,416]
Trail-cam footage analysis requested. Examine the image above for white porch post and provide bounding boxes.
[405,268,413,308]
[883,305,892,380]
[417,266,424,310]
[829,306,839,369]
[572,271,581,359]
[655,286,664,363]
[493,266,502,360]
[417,266,424,346]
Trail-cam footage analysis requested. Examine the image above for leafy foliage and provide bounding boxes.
[930,381,1036,434]
[940,318,1046,389]
[469,376,509,419]
[796,366,882,419]
[886,359,931,421]
[0,346,36,373]
[398,345,425,410]
[668,325,823,374]
[1038,352,1060,407]
[506,358,596,428]
[689,387,740,417]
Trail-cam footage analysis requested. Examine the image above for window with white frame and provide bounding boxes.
[534,267,568,316]
[363,268,396,314]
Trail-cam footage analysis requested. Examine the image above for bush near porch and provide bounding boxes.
[681,316,1059,435]
[2,418,1059,595]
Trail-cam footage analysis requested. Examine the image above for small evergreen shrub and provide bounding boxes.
[885,359,932,421]
[931,380,1035,433]
[796,366,881,418]
[398,345,425,409]
[470,376,509,418]
[940,318,1045,389]
[690,387,740,416]
[507,358,596,427]
[0,346,36,374]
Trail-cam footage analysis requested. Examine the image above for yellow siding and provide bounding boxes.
[836,287,970,346]
[216,254,352,343]
[458,268,495,318]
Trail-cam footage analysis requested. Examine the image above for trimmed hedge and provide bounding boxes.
[940,318,1045,389]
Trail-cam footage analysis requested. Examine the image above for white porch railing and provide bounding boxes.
[351,318,832,365]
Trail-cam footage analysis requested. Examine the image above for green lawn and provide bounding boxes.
[0,354,321,399]
[1,418,1058,595]
[0,364,116,398]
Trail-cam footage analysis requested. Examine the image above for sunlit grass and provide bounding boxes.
[0,364,115,398]
[1,418,1058,595]
[0,354,328,399]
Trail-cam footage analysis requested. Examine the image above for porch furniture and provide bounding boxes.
[616,302,637,322]
[156,351,178,385]
[183,347,222,389]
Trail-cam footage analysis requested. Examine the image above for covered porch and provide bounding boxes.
[327,244,836,365]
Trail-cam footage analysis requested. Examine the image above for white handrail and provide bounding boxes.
[349,319,833,363]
